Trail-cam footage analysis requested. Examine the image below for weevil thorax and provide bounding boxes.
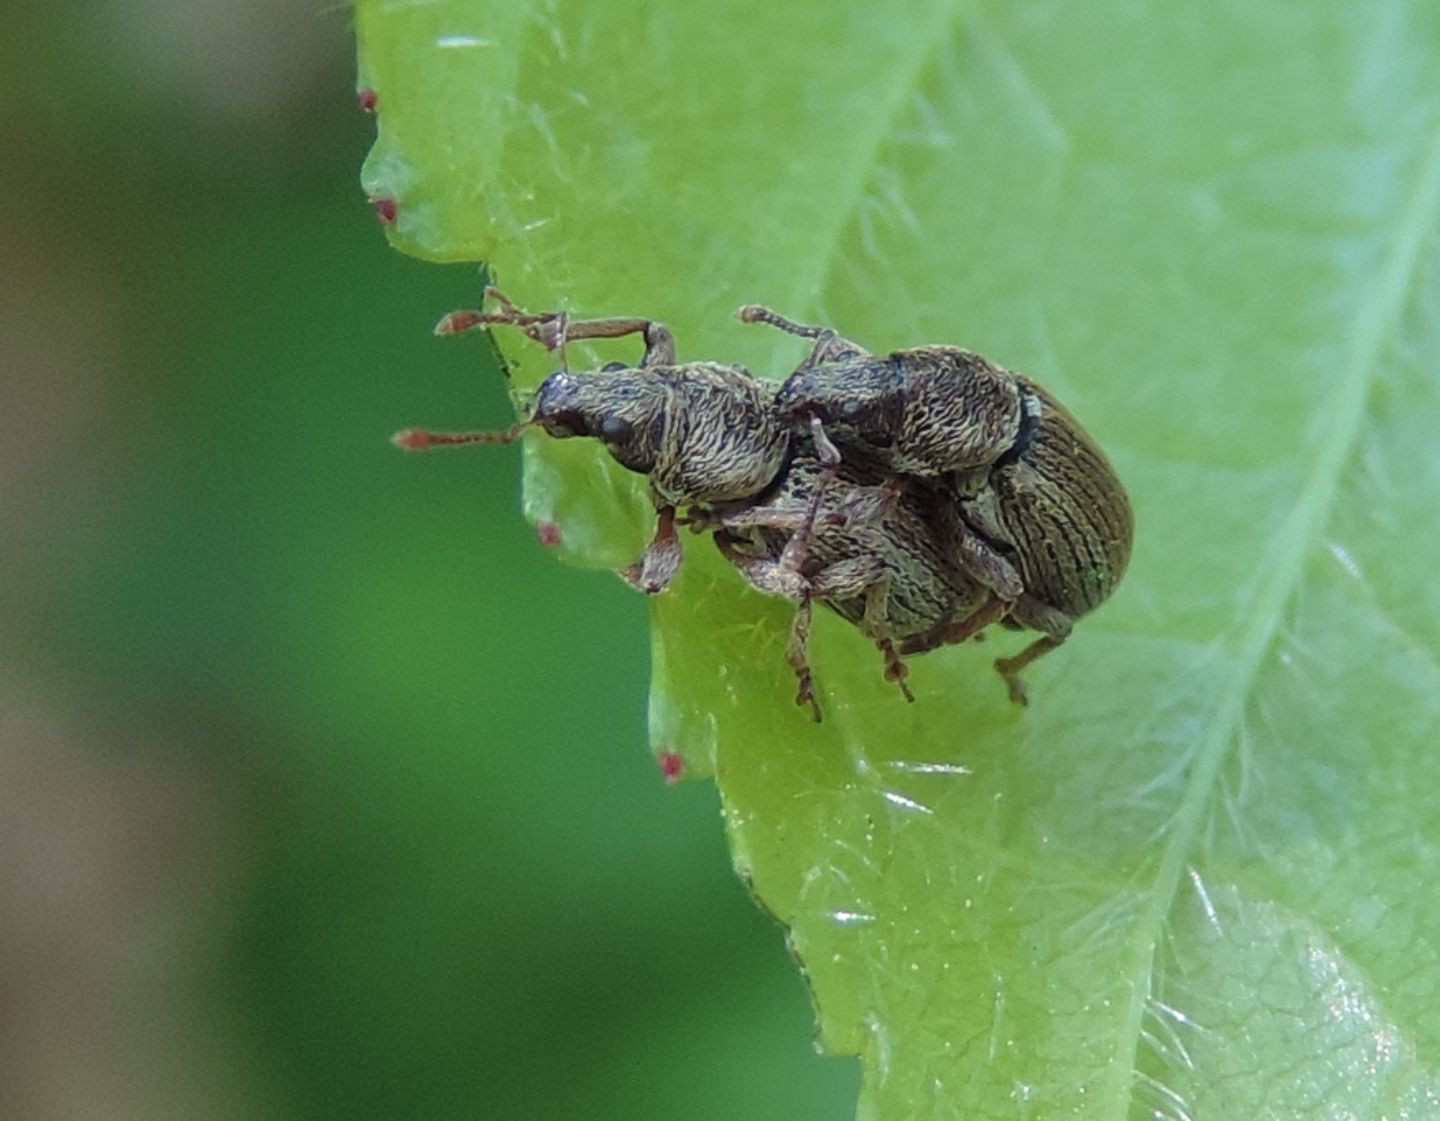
[648,363,791,504]
[777,349,1025,476]
[530,368,669,475]
[774,358,907,456]
[893,348,1025,474]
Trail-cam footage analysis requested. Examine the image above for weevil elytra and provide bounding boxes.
[738,305,1134,704]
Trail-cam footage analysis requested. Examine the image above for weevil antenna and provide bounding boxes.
[736,304,827,340]
[391,421,531,450]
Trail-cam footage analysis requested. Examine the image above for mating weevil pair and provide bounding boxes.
[395,289,1133,721]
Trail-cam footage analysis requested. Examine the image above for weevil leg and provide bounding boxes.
[931,503,1025,601]
[438,289,678,367]
[833,477,904,529]
[736,305,868,369]
[618,506,683,595]
[786,596,823,722]
[543,315,677,367]
[434,288,563,340]
[804,559,912,704]
[713,534,808,600]
[775,415,844,579]
[990,595,1073,704]
[898,594,1011,656]
[995,634,1065,706]
[855,579,915,702]
[876,639,915,703]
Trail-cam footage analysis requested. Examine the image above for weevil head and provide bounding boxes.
[775,358,906,450]
[530,367,668,475]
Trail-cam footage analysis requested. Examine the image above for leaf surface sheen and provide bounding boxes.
[356,1,1440,1117]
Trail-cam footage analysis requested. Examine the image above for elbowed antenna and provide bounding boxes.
[391,422,531,450]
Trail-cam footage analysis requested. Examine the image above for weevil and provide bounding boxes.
[707,442,997,720]
[396,290,1002,721]
[394,288,792,596]
[739,305,1134,704]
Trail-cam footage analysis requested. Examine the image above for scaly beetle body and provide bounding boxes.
[742,306,1133,703]
[707,441,993,718]
[396,289,999,718]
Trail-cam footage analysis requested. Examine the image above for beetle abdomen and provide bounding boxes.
[989,380,1132,618]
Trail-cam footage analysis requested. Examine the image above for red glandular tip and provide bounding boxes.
[357,88,378,113]
[372,196,398,225]
[535,522,563,549]
[658,751,685,786]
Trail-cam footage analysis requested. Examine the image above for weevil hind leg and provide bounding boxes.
[994,634,1065,706]
[990,596,1074,705]
[736,305,868,369]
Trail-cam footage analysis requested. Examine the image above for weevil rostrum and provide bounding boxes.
[395,289,1132,716]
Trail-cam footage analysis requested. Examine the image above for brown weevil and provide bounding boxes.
[396,289,1003,720]
[395,288,791,596]
[707,441,998,720]
[739,305,1134,704]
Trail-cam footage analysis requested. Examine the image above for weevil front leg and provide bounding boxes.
[804,557,915,703]
[736,305,868,370]
[713,536,836,721]
[438,287,678,367]
[617,505,683,595]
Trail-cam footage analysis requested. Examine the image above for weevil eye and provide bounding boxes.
[838,398,867,423]
[601,361,629,373]
[600,416,634,444]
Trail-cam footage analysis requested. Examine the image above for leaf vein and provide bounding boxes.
[1106,122,1440,1115]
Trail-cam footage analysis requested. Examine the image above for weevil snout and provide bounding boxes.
[530,371,594,438]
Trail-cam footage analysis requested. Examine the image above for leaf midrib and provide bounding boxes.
[1107,124,1440,1115]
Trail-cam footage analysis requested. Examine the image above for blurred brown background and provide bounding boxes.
[0,2,855,1116]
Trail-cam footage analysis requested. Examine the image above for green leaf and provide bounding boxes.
[356,2,1440,1118]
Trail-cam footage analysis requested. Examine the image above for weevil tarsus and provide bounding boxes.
[785,595,823,722]
[617,504,683,595]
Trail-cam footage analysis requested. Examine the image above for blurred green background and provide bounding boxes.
[1,4,855,1117]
